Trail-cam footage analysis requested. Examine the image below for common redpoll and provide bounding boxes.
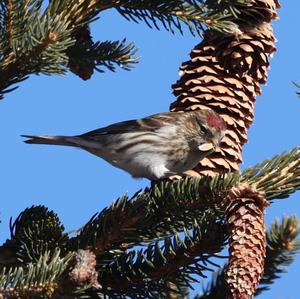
[22,110,226,180]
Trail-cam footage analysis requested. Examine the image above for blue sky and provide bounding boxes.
[0,1,299,298]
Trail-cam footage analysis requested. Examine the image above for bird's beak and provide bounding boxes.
[198,142,215,152]
[198,137,220,152]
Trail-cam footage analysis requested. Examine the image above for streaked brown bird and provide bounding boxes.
[22,110,226,180]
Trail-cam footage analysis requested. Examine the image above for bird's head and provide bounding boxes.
[191,109,227,153]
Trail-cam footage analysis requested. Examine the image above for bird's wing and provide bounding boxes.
[79,112,177,139]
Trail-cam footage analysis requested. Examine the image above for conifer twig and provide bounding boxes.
[0,249,72,299]
[0,0,247,99]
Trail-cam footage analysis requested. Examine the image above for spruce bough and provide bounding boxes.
[0,0,299,298]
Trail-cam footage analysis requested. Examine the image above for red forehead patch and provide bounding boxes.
[207,114,226,130]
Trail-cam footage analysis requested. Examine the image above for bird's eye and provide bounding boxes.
[199,124,209,134]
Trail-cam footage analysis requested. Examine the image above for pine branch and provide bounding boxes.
[0,6,75,98]
[107,0,246,35]
[0,0,249,99]
[46,0,248,35]
[0,206,68,268]
[73,176,230,259]
[1,147,300,298]
[93,39,138,72]
[195,266,224,299]
[73,147,300,260]
[194,216,300,299]
[91,220,226,298]
[241,147,300,200]
[3,0,43,52]
[256,216,300,295]
[1,148,299,269]
[0,207,226,299]
[67,35,138,80]
[0,0,136,98]
[0,248,72,299]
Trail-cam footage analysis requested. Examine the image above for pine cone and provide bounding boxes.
[67,26,95,80]
[171,0,280,176]
[224,184,269,299]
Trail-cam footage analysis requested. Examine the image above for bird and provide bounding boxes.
[22,109,226,180]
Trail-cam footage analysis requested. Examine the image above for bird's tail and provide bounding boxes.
[22,135,76,147]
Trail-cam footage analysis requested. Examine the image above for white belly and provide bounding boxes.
[110,152,172,180]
